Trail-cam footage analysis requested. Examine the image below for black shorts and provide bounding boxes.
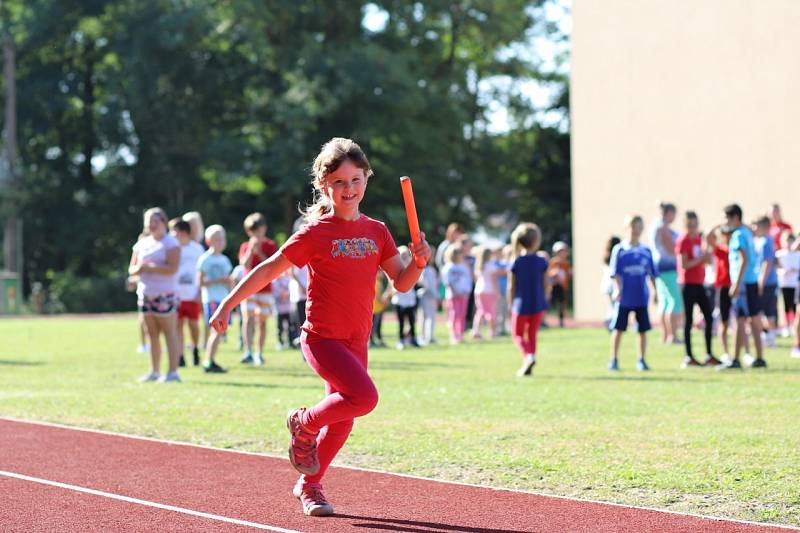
[551,285,566,305]
[760,285,778,319]
[609,305,651,333]
[733,283,761,318]
[717,287,731,322]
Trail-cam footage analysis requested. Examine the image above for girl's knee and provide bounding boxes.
[354,384,379,415]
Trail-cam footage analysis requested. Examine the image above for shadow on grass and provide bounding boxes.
[332,514,529,533]
[0,360,44,367]
[192,380,317,390]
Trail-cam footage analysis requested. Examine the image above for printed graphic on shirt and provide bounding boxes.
[331,238,380,259]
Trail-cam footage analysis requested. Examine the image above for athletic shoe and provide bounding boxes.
[636,359,650,371]
[395,341,405,351]
[750,358,768,369]
[681,356,702,368]
[138,371,160,383]
[294,481,334,517]
[159,371,182,383]
[203,361,227,373]
[137,344,149,354]
[178,355,186,367]
[702,355,722,367]
[240,352,253,364]
[516,354,536,377]
[286,408,320,476]
[608,359,620,371]
[716,359,742,371]
[253,353,264,366]
[192,347,200,366]
[791,346,800,358]
[742,353,756,368]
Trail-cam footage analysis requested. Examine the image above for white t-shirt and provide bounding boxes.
[441,262,472,298]
[776,250,800,288]
[176,240,204,301]
[289,266,309,303]
[392,288,417,308]
[133,234,179,297]
[474,263,499,294]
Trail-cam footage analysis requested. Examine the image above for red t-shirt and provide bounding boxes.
[713,245,731,289]
[770,221,792,250]
[280,213,399,341]
[675,234,705,285]
[239,238,277,293]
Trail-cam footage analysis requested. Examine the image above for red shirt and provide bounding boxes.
[713,245,731,288]
[675,234,705,285]
[770,221,792,250]
[239,238,278,293]
[280,213,399,341]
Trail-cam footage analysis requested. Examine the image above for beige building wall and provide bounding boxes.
[571,0,800,320]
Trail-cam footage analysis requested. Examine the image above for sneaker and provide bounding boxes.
[240,352,253,364]
[395,341,405,351]
[253,353,264,366]
[516,355,536,377]
[178,355,186,367]
[203,361,227,373]
[750,358,768,369]
[294,481,334,517]
[743,353,756,368]
[159,371,182,383]
[138,371,160,383]
[636,359,650,371]
[716,359,742,371]
[791,346,800,358]
[286,408,320,476]
[702,355,722,367]
[192,347,200,366]
[681,356,702,368]
[608,359,620,371]
[137,344,149,354]
[409,339,421,348]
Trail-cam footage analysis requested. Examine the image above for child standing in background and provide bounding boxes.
[197,224,232,373]
[608,215,658,372]
[472,245,500,339]
[370,272,389,348]
[548,241,572,328]
[273,271,294,350]
[776,231,799,338]
[707,226,732,360]
[392,246,420,349]
[495,246,511,337]
[754,216,779,348]
[600,236,622,328]
[441,246,472,344]
[508,223,549,377]
[417,254,439,345]
[289,265,309,349]
[171,219,205,367]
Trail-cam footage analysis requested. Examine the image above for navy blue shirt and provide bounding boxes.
[609,242,657,308]
[511,254,548,315]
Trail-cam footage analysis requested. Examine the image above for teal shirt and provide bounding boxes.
[197,251,233,303]
[729,226,758,285]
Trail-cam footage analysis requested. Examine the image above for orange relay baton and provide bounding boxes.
[400,176,427,268]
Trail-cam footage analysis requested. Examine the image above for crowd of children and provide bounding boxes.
[604,202,800,371]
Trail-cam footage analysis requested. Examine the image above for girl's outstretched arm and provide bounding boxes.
[210,252,293,332]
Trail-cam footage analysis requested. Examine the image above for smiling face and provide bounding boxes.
[323,159,368,220]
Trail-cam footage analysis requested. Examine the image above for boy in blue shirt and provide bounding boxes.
[608,215,658,371]
[754,216,779,347]
[720,204,766,369]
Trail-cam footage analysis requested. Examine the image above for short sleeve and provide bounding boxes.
[379,223,399,263]
[280,225,316,267]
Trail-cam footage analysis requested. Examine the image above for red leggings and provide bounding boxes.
[299,332,378,485]
[512,312,544,356]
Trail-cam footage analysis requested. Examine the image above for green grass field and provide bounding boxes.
[1,314,799,526]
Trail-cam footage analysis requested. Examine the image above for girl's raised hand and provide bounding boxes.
[209,303,231,333]
[409,231,432,267]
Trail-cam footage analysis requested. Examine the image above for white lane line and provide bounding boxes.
[0,470,302,533]
[2,416,798,531]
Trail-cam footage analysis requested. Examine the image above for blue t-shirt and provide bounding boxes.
[511,254,548,315]
[729,226,759,285]
[495,259,509,296]
[609,242,657,308]
[197,250,233,303]
[754,235,778,287]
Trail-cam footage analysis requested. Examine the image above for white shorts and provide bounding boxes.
[245,293,275,316]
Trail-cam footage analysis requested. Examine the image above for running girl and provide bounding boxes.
[209,138,431,517]
[508,223,549,377]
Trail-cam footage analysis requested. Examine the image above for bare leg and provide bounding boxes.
[178,317,186,353]
[720,320,730,355]
[139,314,149,347]
[257,316,267,354]
[144,314,162,374]
[188,318,200,349]
[158,313,181,373]
[241,303,254,354]
[661,313,670,343]
[672,312,684,342]
[638,332,647,360]
[610,330,623,360]
[750,317,764,360]
[205,330,222,364]
[734,317,746,360]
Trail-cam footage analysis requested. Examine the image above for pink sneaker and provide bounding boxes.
[293,481,334,517]
[286,408,320,476]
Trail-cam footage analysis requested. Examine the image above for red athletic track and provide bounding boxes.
[0,418,796,533]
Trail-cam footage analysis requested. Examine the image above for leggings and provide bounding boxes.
[682,283,713,358]
[396,305,417,341]
[447,295,468,341]
[782,287,796,324]
[472,292,498,333]
[299,333,378,486]
[512,312,544,356]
